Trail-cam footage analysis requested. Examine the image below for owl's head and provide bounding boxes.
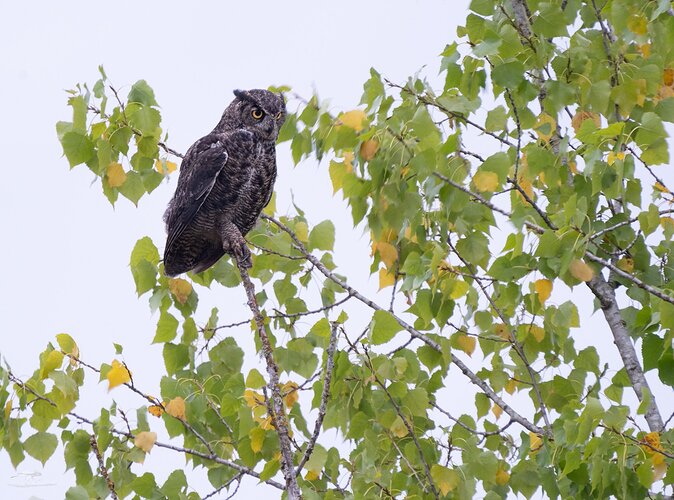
[215,89,286,141]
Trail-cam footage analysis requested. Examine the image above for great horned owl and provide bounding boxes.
[163,89,286,277]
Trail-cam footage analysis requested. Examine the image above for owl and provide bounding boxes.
[163,89,286,277]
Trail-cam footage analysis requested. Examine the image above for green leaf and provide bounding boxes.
[246,368,266,389]
[60,131,95,167]
[371,310,403,345]
[23,432,58,465]
[163,343,189,375]
[128,80,158,107]
[119,171,146,205]
[130,236,160,266]
[308,220,335,251]
[431,464,459,496]
[491,60,525,88]
[133,473,158,497]
[309,317,331,338]
[65,486,90,500]
[154,311,179,343]
[129,106,161,135]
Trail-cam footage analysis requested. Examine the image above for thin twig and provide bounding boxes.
[296,322,339,474]
[90,434,118,499]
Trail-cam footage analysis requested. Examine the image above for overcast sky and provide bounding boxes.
[0,1,478,497]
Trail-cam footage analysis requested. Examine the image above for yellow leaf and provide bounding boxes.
[638,43,651,58]
[473,171,499,192]
[534,113,557,142]
[627,14,647,35]
[390,415,409,438]
[4,400,12,420]
[571,110,601,133]
[338,109,367,132]
[456,334,476,357]
[376,241,398,268]
[134,431,157,453]
[244,389,265,408]
[642,432,661,454]
[106,162,127,188]
[359,139,379,160]
[282,381,299,409]
[107,359,131,390]
[505,379,517,394]
[168,278,192,305]
[516,176,534,201]
[294,221,309,242]
[166,397,186,420]
[665,68,674,87]
[495,467,510,486]
[530,325,545,343]
[534,279,552,303]
[155,159,178,174]
[617,257,634,273]
[378,268,396,289]
[148,403,165,418]
[569,259,594,282]
[305,469,320,481]
[656,84,674,103]
[249,427,265,453]
[529,432,543,455]
[491,404,503,420]
[654,182,671,194]
[654,462,667,482]
[607,151,625,166]
[495,324,510,340]
[259,415,274,430]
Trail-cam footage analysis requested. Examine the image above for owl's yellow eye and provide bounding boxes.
[251,108,264,119]
[275,112,283,120]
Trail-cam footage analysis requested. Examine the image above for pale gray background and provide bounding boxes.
[1,1,672,498]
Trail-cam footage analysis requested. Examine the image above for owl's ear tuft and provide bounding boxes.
[233,89,251,101]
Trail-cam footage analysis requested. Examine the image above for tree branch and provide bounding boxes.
[235,260,301,499]
[586,273,664,431]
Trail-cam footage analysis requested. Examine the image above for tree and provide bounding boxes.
[2,0,674,497]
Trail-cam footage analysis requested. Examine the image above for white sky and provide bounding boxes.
[1,1,672,499]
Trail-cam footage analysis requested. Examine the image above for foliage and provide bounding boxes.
[2,0,674,498]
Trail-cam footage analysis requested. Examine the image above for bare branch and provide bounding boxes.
[587,273,664,431]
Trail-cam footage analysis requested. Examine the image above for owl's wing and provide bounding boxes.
[164,135,229,255]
